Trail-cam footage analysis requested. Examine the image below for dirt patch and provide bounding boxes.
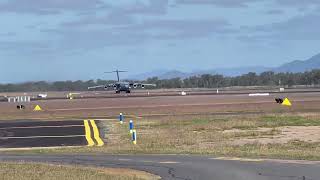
[231,126,320,145]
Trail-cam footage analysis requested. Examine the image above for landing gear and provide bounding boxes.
[17,105,25,110]
[116,89,131,94]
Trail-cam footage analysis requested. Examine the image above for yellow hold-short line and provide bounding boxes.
[90,120,104,146]
[84,120,95,147]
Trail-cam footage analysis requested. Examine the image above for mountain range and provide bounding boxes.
[129,52,320,80]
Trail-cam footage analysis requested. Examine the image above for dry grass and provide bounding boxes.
[0,162,160,180]
[4,114,320,161]
[102,114,320,160]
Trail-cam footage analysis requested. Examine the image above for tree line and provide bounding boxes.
[0,79,113,92]
[144,70,320,88]
[1,70,320,92]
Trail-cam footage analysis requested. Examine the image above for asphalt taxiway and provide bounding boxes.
[0,154,318,180]
[0,120,104,148]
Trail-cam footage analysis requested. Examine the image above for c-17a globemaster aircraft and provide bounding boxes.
[88,70,156,93]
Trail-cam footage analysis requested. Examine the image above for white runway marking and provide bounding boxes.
[159,161,180,164]
[0,135,85,139]
[0,125,84,130]
[140,160,155,163]
[118,159,133,161]
[210,157,263,162]
[93,119,118,121]
[0,146,84,151]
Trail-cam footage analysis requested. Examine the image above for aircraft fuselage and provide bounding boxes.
[114,82,131,93]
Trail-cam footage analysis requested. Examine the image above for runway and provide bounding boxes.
[0,120,104,148]
[25,88,320,101]
[2,91,320,120]
[2,88,320,103]
[0,154,319,180]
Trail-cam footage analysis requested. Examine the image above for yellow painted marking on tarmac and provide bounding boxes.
[210,157,263,162]
[84,120,95,147]
[90,120,104,146]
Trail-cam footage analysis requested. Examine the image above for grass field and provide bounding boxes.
[9,113,320,161]
[102,113,320,160]
[0,162,160,180]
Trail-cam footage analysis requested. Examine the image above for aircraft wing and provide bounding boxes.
[130,83,156,89]
[88,84,116,90]
[88,85,105,90]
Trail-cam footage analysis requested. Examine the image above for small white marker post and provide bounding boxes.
[119,113,124,124]
[132,129,137,145]
[129,120,134,134]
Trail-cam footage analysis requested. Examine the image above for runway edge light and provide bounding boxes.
[129,120,134,134]
[282,98,292,106]
[119,113,124,124]
[132,130,137,145]
[33,105,42,111]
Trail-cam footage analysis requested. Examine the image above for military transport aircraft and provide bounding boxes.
[88,70,156,93]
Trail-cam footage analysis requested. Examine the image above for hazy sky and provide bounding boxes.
[1,0,320,82]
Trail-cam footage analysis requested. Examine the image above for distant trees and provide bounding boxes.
[0,80,110,92]
[1,69,320,92]
[145,69,320,89]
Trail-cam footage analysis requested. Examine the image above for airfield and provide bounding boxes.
[1,88,320,120]
[1,88,320,180]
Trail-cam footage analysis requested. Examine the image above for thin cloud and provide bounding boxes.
[175,0,259,8]
[241,13,320,41]
[265,9,285,15]
[0,0,105,15]
[274,0,320,8]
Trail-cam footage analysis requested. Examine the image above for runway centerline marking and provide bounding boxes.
[83,120,95,147]
[118,159,133,161]
[90,120,104,146]
[0,125,84,130]
[210,157,263,162]
[159,161,180,164]
[140,160,155,163]
[0,135,85,139]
